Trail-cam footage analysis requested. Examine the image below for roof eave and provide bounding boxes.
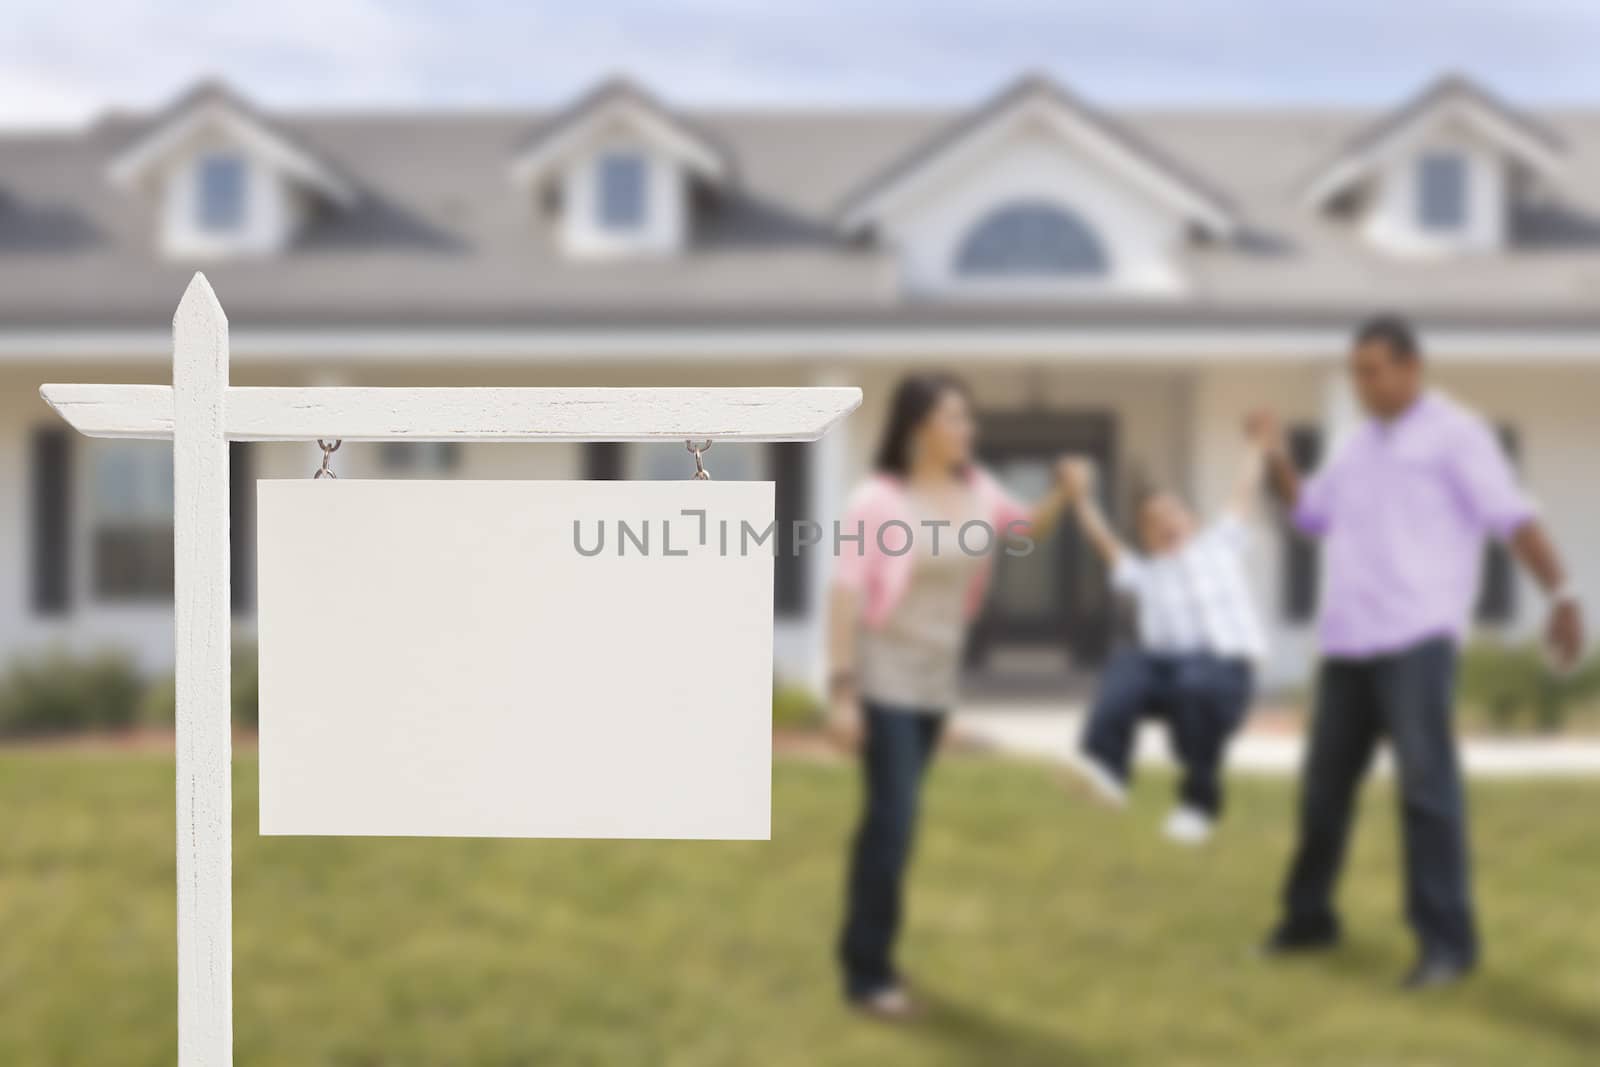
[1301,83,1567,209]
[107,97,358,207]
[835,78,1238,242]
[508,92,732,190]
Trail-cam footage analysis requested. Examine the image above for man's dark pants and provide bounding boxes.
[1279,636,1478,964]
[838,701,945,999]
[1081,648,1254,815]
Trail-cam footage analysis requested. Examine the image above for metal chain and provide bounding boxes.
[685,439,712,480]
[313,439,342,479]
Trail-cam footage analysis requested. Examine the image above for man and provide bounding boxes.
[1255,314,1584,989]
[1060,447,1267,845]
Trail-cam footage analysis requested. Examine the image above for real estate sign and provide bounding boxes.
[257,479,775,840]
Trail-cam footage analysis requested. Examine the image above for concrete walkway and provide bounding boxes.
[955,703,1600,778]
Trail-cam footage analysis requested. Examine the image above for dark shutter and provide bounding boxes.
[583,442,624,480]
[230,442,254,614]
[1475,425,1519,624]
[1280,425,1323,624]
[29,427,72,615]
[771,442,811,618]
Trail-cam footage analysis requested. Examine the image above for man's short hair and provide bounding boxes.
[1354,314,1421,362]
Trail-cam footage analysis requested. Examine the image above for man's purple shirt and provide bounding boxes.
[1294,391,1535,658]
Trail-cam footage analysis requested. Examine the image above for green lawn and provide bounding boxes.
[2,751,1597,1066]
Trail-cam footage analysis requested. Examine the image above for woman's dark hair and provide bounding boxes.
[873,373,972,476]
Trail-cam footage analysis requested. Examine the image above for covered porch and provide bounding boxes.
[3,353,1598,700]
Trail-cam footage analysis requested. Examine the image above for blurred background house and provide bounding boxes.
[3,71,1598,696]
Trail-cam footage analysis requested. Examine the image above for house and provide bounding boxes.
[3,72,1598,694]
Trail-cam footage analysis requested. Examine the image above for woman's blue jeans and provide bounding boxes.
[838,700,946,1000]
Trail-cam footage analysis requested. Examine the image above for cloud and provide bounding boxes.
[1,0,429,124]
[4,0,1600,128]
[0,68,106,128]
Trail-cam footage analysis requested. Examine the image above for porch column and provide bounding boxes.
[1320,359,1359,445]
[806,370,851,694]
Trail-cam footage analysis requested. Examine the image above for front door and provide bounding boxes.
[967,411,1116,678]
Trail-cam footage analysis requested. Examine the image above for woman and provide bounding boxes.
[829,373,1072,1019]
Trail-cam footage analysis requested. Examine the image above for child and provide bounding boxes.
[1059,445,1267,844]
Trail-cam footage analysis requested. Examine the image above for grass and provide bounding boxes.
[1,751,1597,1066]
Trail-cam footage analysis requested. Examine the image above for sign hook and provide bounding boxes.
[313,439,342,479]
[685,439,712,480]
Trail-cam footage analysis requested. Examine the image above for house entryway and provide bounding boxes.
[966,410,1117,695]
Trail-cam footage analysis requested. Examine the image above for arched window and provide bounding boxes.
[954,200,1108,277]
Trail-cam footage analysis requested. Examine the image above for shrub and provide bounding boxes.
[0,648,144,737]
[772,679,823,729]
[135,675,177,728]
[137,643,259,729]
[1458,641,1600,734]
[232,643,259,728]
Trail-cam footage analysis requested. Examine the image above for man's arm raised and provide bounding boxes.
[1245,411,1301,511]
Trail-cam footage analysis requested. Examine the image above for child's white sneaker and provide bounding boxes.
[1163,805,1214,846]
[1067,752,1129,808]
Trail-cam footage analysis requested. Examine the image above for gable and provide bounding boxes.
[1303,75,1564,209]
[839,75,1238,241]
[101,81,359,259]
[108,82,355,206]
[862,107,1201,295]
[1298,77,1568,257]
[509,79,731,189]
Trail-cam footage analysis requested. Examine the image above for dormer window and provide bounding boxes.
[106,81,357,259]
[508,78,733,259]
[1417,153,1467,231]
[196,154,247,233]
[955,201,1108,277]
[1301,76,1566,256]
[597,152,647,231]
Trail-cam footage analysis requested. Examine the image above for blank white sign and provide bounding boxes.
[257,480,773,839]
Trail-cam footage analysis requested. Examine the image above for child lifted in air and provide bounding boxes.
[1059,439,1267,845]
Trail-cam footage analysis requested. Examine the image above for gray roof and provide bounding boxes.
[6,76,1600,332]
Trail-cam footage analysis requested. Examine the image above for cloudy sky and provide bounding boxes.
[6,0,1600,126]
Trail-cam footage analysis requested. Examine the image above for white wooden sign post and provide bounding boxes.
[40,273,860,1067]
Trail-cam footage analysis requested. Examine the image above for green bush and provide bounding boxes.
[232,643,259,728]
[137,643,259,729]
[0,648,144,737]
[135,675,177,728]
[1458,641,1600,734]
[772,679,822,730]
